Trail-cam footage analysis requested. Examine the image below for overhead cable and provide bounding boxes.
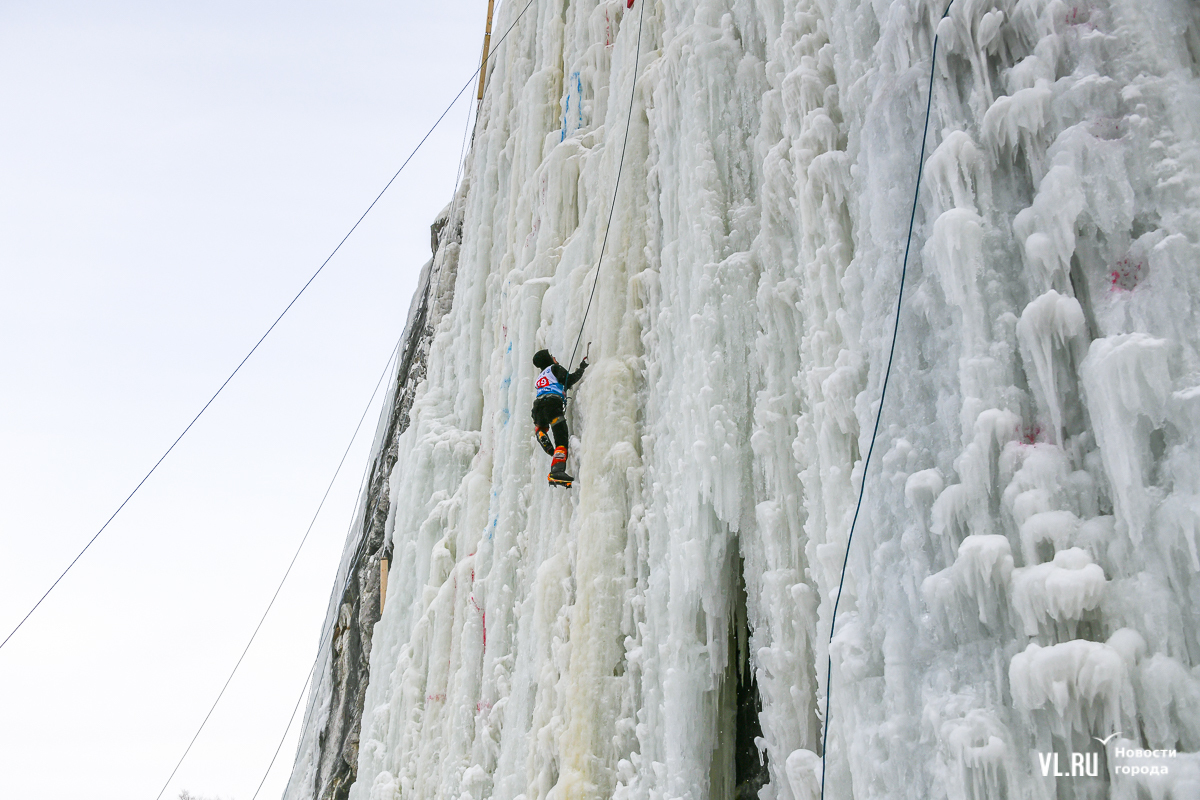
[154,333,404,800]
[0,0,534,656]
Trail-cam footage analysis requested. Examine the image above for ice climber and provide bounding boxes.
[530,348,587,487]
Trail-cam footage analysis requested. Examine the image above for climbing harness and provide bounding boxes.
[819,3,958,798]
[566,0,647,374]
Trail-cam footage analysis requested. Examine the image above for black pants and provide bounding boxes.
[531,396,569,450]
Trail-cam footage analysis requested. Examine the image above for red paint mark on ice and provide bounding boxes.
[1064,5,1095,28]
[1110,255,1145,292]
[466,558,486,648]
[470,593,487,649]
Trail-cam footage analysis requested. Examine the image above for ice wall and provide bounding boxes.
[284,208,465,800]
[290,0,1200,798]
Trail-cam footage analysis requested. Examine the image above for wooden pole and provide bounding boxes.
[476,0,496,104]
[380,557,389,614]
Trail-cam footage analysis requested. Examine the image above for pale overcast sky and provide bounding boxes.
[0,1,488,797]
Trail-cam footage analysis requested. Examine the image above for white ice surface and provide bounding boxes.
[290,0,1200,797]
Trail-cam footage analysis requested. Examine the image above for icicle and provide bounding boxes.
[1010,547,1106,635]
[925,131,987,214]
[1080,333,1171,542]
[1013,165,1086,293]
[922,534,1014,626]
[1009,637,1134,739]
[1016,289,1087,445]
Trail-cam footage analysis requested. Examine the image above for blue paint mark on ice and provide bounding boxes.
[560,71,583,141]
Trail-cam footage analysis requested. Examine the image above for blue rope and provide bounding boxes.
[819,3,955,796]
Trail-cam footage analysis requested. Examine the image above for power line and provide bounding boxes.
[818,3,956,797]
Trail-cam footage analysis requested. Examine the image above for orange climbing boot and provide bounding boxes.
[548,446,573,487]
[534,426,555,455]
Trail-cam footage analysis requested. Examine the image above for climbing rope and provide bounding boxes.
[819,3,955,797]
[566,0,647,372]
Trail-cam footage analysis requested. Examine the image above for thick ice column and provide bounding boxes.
[301,1,1200,799]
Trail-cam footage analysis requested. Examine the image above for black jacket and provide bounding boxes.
[547,361,587,393]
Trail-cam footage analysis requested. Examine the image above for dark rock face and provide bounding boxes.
[285,205,463,800]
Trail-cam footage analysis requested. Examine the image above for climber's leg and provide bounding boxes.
[531,399,556,455]
[545,404,574,485]
[549,415,569,451]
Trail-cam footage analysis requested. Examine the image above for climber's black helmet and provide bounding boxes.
[532,349,554,369]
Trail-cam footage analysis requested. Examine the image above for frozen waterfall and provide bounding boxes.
[286,0,1200,798]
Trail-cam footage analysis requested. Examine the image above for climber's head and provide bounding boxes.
[533,349,554,369]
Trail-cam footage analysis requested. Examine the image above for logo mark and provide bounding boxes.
[1095,732,1121,746]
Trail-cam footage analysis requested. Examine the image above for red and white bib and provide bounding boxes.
[534,365,564,400]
